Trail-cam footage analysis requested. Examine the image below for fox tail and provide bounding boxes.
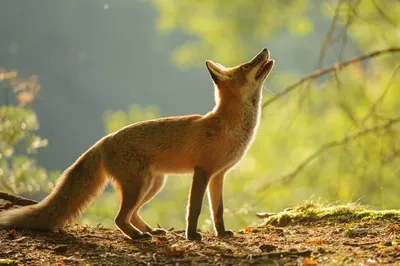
[0,140,107,230]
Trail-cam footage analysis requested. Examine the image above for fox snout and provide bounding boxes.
[248,48,274,81]
[249,48,271,67]
[253,48,270,63]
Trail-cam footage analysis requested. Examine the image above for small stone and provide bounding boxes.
[367,258,378,264]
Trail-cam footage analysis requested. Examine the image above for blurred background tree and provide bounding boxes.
[149,0,313,68]
[0,69,58,197]
[1,0,399,231]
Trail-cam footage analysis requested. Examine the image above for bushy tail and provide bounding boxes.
[0,140,108,230]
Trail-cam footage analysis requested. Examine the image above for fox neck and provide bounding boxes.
[212,86,263,131]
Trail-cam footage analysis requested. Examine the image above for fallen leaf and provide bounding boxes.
[306,237,324,245]
[8,228,17,238]
[303,257,318,265]
[164,247,184,257]
[244,226,253,233]
[154,239,164,246]
[386,224,400,234]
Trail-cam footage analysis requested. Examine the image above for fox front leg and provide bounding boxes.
[207,173,234,237]
[186,166,210,240]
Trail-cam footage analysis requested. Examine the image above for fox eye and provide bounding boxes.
[241,65,248,71]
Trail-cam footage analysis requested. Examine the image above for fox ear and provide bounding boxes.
[205,60,230,83]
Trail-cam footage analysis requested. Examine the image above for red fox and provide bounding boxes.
[0,49,274,240]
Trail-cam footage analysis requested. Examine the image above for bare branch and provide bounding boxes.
[0,191,38,208]
[261,116,400,189]
[362,63,400,125]
[338,0,361,61]
[372,0,398,28]
[316,0,344,67]
[262,47,400,109]
[382,148,400,164]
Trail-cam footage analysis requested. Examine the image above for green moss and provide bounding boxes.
[260,202,400,227]
[0,259,18,266]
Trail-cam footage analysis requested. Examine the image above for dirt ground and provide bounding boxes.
[1,218,399,266]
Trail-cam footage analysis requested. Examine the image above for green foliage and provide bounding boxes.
[342,0,400,51]
[148,0,312,68]
[0,70,58,194]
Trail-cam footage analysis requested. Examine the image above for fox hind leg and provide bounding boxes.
[113,172,154,240]
[130,174,167,235]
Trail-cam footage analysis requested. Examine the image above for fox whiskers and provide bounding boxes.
[262,86,275,95]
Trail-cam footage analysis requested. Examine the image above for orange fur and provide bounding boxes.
[0,49,275,240]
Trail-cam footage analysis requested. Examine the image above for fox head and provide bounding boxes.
[206,49,274,105]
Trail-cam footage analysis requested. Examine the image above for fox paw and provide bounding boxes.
[217,230,234,238]
[150,228,167,235]
[186,231,202,241]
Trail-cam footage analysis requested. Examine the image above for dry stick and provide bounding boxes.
[222,250,312,259]
[362,63,400,125]
[271,116,400,186]
[372,0,398,28]
[338,0,361,61]
[343,241,380,247]
[382,148,400,164]
[262,47,400,110]
[316,0,344,68]
[0,191,38,206]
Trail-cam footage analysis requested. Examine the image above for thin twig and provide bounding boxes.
[338,0,361,61]
[343,241,380,247]
[262,116,400,188]
[316,0,344,68]
[262,47,400,109]
[223,250,312,259]
[382,148,400,164]
[362,63,400,125]
[372,0,398,28]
